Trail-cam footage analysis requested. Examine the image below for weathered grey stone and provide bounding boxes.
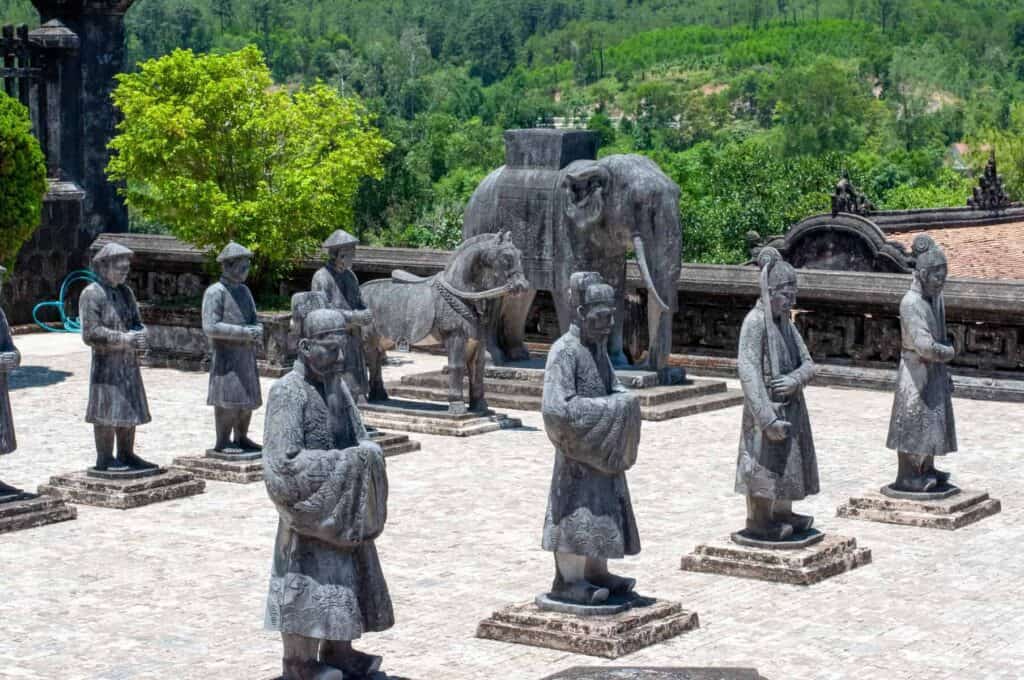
[312,229,372,402]
[476,598,699,659]
[39,468,205,509]
[836,488,1001,530]
[171,453,264,484]
[80,246,158,473]
[887,235,958,494]
[0,494,77,534]
[360,400,520,437]
[879,483,960,500]
[464,130,682,384]
[680,534,871,586]
[203,244,263,454]
[534,592,643,617]
[361,232,528,414]
[734,249,818,542]
[263,307,394,679]
[542,668,764,680]
[390,364,743,421]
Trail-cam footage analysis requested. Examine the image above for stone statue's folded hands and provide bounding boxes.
[128,330,149,351]
[248,324,264,342]
[765,418,791,442]
[769,374,799,399]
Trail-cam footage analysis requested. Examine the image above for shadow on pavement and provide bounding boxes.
[9,365,74,390]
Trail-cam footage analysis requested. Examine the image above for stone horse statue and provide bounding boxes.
[361,232,529,414]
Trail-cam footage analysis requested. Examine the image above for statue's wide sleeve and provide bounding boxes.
[202,285,251,341]
[541,343,641,475]
[903,295,954,363]
[737,310,777,430]
[80,286,127,349]
[0,309,19,369]
[263,378,387,549]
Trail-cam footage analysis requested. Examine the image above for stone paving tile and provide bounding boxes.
[0,334,1021,679]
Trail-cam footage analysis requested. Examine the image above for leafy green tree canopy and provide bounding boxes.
[107,45,391,289]
[0,92,47,270]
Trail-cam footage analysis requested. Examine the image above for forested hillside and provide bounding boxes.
[4,0,1024,262]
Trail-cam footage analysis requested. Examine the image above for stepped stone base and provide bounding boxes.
[837,486,1001,530]
[388,361,742,421]
[477,595,698,659]
[0,493,77,534]
[39,468,205,509]
[172,450,264,484]
[361,399,520,437]
[680,533,871,585]
[542,668,764,680]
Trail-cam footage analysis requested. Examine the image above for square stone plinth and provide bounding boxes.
[361,399,521,437]
[172,452,263,484]
[369,430,421,457]
[836,488,1002,530]
[38,468,205,509]
[0,494,77,534]
[542,668,765,680]
[680,534,871,586]
[476,598,699,659]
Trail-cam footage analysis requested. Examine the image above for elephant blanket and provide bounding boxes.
[541,325,642,560]
[263,364,393,641]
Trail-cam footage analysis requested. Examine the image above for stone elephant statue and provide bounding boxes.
[463,129,682,383]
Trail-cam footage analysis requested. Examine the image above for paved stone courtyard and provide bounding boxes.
[1,333,1022,679]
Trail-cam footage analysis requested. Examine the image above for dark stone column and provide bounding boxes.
[30,0,134,239]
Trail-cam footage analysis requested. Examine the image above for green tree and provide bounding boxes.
[775,60,871,156]
[0,92,47,270]
[107,46,391,290]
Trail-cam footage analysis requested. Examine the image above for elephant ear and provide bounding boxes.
[561,164,611,229]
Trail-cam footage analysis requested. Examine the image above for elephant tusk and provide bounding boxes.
[633,235,671,313]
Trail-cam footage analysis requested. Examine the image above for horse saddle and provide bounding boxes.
[391,269,433,284]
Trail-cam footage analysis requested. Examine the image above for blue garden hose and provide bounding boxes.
[32,269,99,332]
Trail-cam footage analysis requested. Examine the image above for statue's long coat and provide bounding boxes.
[0,308,20,454]
[80,281,151,427]
[735,303,818,501]
[263,363,394,641]
[202,279,262,410]
[312,264,369,398]
[886,280,957,456]
[541,325,642,559]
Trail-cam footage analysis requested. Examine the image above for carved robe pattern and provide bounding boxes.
[541,325,642,559]
[202,279,262,410]
[80,281,151,427]
[735,302,818,501]
[886,280,957,456]
[263,363,393,641]
[312,264,369,398]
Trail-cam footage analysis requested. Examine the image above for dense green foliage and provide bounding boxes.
[0,92,47,270]
[107,47,390,290]
[4,0,1024,262]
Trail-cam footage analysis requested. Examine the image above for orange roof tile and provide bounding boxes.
[888,222,1024,280]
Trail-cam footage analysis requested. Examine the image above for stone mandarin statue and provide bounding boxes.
[202,241,263,453]
[0,265,24,498]
[735,248,818,541]
[263,307,393,680]
[312,229,373,403]
[541,272,642,606]
[80,243,156,472]
[886,234,957,493]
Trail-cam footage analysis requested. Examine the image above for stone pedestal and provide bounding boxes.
[386,359,743,421]
[39,467,205,509]
[360,399,521,437]
[680,531,871,586]
[0,493,77,534]
[836,485,1001,530]
[171,430,419,483]
[476,594,699,659]
[172,449,263,484]
[542,668,764,680]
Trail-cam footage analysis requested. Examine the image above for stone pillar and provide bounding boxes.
[30,0,135,238]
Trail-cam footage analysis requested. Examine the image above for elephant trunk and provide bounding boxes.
[632,234,671,313]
